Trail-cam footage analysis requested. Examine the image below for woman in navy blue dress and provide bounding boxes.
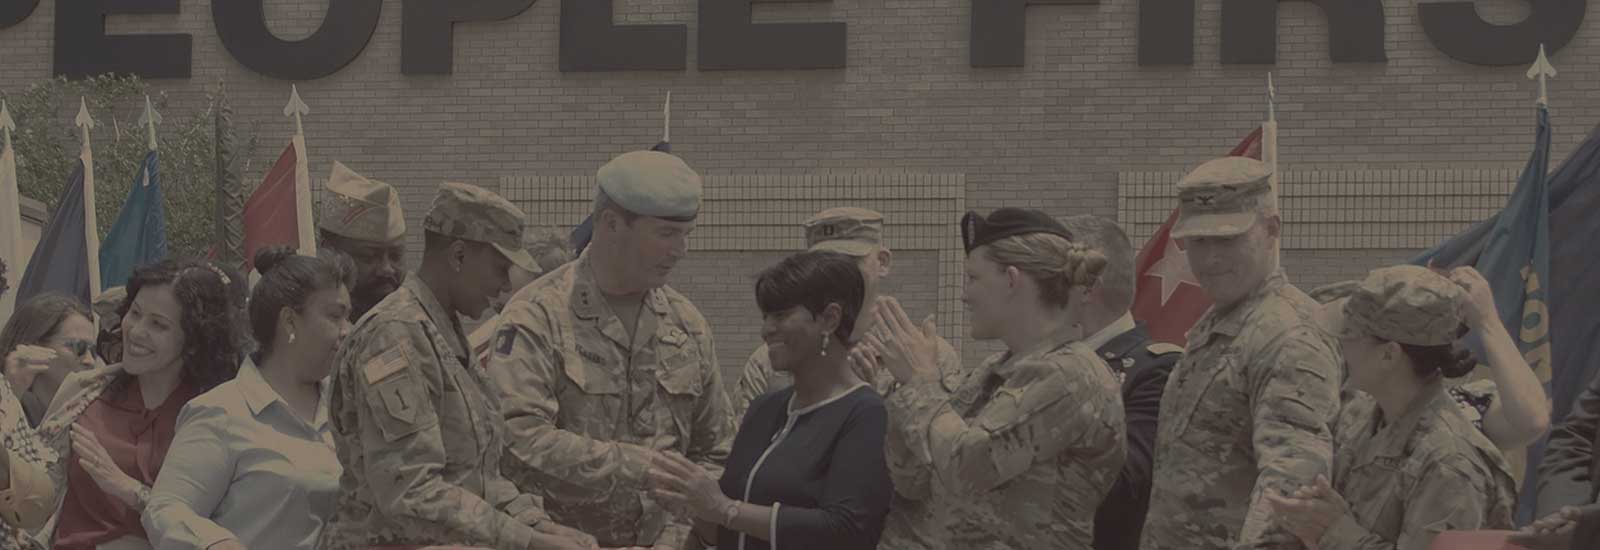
[650,250,891,550]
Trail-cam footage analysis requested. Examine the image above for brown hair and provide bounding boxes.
[980,232,1108,309]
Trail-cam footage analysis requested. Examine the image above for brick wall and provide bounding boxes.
[2,0,1596,379]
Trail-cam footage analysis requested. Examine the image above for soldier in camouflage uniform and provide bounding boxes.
[1140,157,1342,550]
[730,207,965,422]
[319,182,595,550]
[318,162,409,323]
[1269,265,1516,550]
[485,151,732,550]
[867,208,1125,550]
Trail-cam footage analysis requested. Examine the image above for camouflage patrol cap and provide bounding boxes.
[1340,265,1465,346]
[318,162,406,242]
[1172,157,1275,240]
[422,182,537,274]
[804,207,884,256]
[93,286,127,322]
[596,150,702,221]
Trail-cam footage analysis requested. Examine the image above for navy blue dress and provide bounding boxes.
[716,384,891,550]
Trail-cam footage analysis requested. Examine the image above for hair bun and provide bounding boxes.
[253,246,298,276]
[1063,241,1109,288]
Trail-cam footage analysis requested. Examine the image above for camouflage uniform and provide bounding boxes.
[879,327,1124,550]
[487,255,730,549]
[319,182,562,550]
[1142,157,1343,550]
[485,150,730,550]
[1320,266,1516,550]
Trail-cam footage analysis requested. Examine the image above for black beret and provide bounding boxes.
[960,208,1074,254]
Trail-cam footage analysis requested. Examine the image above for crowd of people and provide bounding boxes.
[1,145,1597,550]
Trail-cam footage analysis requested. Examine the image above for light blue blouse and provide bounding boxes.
[142,360,340,550]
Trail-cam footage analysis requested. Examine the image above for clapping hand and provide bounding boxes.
[861,297,939,385]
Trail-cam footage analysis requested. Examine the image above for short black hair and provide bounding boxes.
[755,251,865,344]
[249,246,357,358]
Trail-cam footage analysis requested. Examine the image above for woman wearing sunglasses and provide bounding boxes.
[1,295,82,548]
[1,294,98,428]
[31,259,241,550]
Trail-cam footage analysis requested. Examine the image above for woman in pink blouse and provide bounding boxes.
[34,259,240,550]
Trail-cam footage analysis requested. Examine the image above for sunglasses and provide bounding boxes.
[58,339,94,358]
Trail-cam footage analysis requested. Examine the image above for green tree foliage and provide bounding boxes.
[2,75,258,259]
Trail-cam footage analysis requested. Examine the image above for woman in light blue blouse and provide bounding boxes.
[144,247,355,550]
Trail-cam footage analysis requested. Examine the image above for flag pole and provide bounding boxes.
[75,98,101,299]
[138,95,162,152]
[284,85,316,256]
[0,101,19,319]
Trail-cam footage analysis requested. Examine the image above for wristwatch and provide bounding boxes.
[721,499,740,526]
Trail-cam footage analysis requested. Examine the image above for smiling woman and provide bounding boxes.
[27,259,240,550]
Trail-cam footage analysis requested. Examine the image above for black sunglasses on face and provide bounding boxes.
[58,339,93,358]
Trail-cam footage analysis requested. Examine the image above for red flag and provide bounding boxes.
[239,141,302,271]
[1130,127,1263,345]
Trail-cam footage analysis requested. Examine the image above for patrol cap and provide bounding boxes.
[961,207,1073,254]
[1308,279,1360,305]
[1172,157,1275,240]
[93,286,127,322]
[422,182,538,274]
[1337,265,1465,346]
[804,207,884,256]
[318,162,406,242]
[596,150,702,222]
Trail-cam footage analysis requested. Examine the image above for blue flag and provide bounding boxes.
[572,140,673,256]
[1546,122,1600,434]
[99,150,166,289]
[1413,105,1551,521]
[16,159,92,305]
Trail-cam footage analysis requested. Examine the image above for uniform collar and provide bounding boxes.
[570,251,671,322]
[404,276,469,361]
[1189,269,1289,342]
[995,323,1082,378]
[1083,313,1136,352]
[1097,321,1152,359]
[1368,379,1453,458]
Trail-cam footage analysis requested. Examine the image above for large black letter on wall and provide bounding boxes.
[0,0,38,28]
[1419,0,1585,65]
[403,0,536,74]
[55,0,191,79]
[560,0,686,71]
[698,0,845,70]
[213,0,382,80]
[972,0,1099,67]
[1220,0,1385,64]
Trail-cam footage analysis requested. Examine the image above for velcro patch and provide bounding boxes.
[364,346,409,384]
[495,327,516,356]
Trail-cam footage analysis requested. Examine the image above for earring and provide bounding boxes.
[288,331,297,344]
[820,334,830,357]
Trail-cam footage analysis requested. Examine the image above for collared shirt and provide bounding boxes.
[319,277,553,550]
[1142,270,1342,550]
[486,251,732,548]
[879,325,1125,550]
[143,359,341,550]
[1082,313,1137,353]
[54,376,199,550]
[1324,384,1515,550]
